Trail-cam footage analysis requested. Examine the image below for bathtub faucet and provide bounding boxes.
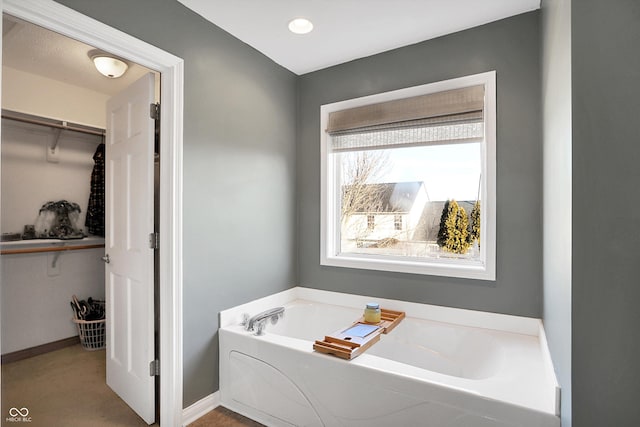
[242,307,285,335]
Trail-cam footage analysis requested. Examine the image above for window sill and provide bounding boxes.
[321,253,495,281]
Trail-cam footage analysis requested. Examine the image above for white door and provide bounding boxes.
[105,73,156,424]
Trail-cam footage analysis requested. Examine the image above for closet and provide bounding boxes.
[0,110,106,360]
[1,10,165,423]
[1,13,158,364]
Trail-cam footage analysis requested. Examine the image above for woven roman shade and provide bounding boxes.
[327,84,485,152]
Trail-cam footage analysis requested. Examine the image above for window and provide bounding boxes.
[394,215,403,231]
[367,215,375,230]
[320,71,496,280]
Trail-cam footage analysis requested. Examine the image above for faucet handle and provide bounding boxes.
[254,318,267,336]
[269,313,282,325]
[240,313,250,329]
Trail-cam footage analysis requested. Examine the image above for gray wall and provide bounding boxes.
[541,0,572,425]
[44,3,640,423]
[297,12,542,317]
[572,0,640,425]
[54,0,298,407]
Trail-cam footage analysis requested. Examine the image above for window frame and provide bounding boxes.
[320,71,496,281]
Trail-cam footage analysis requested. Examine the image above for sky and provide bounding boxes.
[366,142,481,201]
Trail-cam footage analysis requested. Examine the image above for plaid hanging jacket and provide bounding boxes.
[85,143,105,236]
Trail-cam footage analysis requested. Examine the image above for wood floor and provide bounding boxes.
[188,406,264,427]
[1,344,262,426]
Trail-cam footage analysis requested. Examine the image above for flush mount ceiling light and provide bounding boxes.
[288,18,314,34]
[91,54,128,79]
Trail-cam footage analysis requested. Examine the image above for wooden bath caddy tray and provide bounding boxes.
[313,308,405,360]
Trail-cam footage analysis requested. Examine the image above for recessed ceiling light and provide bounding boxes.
[288,18,313,35]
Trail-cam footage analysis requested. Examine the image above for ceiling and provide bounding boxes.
[2,15,153,96]
[1,1,540,93]
[177,0,541,75]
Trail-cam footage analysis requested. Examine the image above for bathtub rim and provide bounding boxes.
[221,286,539,335]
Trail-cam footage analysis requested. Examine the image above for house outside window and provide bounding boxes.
[320,71,496,280]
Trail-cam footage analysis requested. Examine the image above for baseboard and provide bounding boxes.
[182,391,220,426]
[1,336,80,364]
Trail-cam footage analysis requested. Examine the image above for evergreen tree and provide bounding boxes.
[468,200,481,248]
[436,200,451,247]
[442,200,471,254]
[451,201,470,253]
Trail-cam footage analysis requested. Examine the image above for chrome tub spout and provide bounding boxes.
[242,307,285,335]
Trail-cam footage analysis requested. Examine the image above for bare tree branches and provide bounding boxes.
[340,151,390,223]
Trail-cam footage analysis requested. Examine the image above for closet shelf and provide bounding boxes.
[1,109,105,139]
[1,236,105,255]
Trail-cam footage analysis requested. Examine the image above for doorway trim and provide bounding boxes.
[1,0,184,425]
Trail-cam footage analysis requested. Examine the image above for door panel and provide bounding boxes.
[105,73,155,425]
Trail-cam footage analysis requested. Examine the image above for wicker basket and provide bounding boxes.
[73,318,106,351]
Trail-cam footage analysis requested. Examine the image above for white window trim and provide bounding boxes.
[320,71,496,281]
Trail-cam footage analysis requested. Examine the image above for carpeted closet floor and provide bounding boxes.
[1,344,262,426]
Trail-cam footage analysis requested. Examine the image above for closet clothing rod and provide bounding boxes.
[1,109,105,137]
[1,243,105,256]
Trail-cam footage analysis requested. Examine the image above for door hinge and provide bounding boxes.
[150,102,160,120]
[149,232,159,250]
[149,359,160,377]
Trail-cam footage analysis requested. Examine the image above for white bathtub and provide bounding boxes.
[219,287,560,427]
